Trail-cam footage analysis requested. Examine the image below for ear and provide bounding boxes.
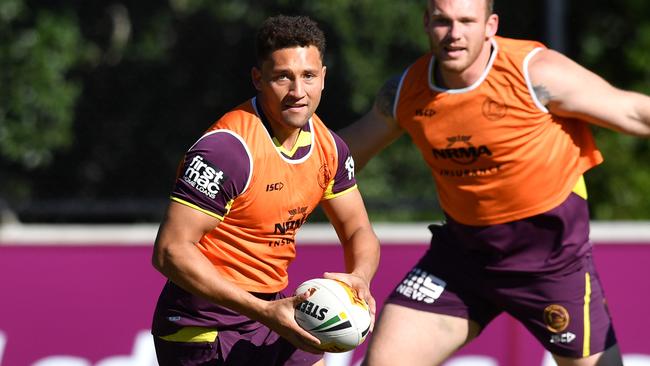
[321,66,327,90]
[251,66,262,91]
[485,13,499,38]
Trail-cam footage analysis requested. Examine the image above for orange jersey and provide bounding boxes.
[394,36,603,225]
[171,98,357,292]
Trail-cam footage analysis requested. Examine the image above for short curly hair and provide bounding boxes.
[255,15,326,66]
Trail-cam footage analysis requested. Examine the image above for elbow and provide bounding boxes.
[151,243,173,276]
[151,251,165,275]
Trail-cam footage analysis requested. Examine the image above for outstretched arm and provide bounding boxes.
[338,76,406,170]
[529,48,650,137]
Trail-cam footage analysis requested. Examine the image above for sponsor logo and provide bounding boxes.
[344,156,355,180]
[269,206,308,247]
[550,331,576,344]
[543,304,570,333]
[296,299,329,321]
[482,96,507,121]
[183,155,226,199]
[415,108,437,117]
[395,268,446,304]
[439,165,501,177]
[273,207,308,234]
[432,135,492,165]
[266,182,284,192]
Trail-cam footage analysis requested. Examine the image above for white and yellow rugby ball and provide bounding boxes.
[294,278,371,353]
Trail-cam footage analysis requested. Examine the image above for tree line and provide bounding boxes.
[1,0,649,223]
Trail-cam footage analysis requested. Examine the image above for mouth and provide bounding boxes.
[442,45,466,58]
[283,103,308,111]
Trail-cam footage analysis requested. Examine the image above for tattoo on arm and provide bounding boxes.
[375,76,400,118]
[533,84,552,105]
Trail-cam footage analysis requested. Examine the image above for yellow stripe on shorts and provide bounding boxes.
[159,326,218,343]
[583,272,592,357]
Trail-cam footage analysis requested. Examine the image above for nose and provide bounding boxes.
[288,79,305,98]
[448,20,462,40]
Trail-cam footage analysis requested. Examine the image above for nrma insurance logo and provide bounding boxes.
[183,155,227,199]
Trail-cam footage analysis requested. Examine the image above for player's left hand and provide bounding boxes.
[323,271,377,332]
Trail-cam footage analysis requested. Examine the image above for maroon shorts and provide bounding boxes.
[386,224,617,358]
[152,290,322,366]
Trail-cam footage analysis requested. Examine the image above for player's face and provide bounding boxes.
[424,0,497,75]
[252,46,326,132]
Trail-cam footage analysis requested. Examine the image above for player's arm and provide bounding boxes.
[529,48,650,137]
[153,202,322,352]
[152,132,322,352]
[320,189,380,325]
[153,202,258,312]
[337,75,406,170]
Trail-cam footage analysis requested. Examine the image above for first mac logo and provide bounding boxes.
[183,155,226,199]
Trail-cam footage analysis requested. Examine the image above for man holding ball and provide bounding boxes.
[151,14,380,366]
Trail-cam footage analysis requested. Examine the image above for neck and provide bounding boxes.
[436,39,493,89]
[269,120,301,151]
[255,98,302,151]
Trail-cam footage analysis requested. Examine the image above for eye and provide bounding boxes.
[273,74,290,83]
[430,16,452,27]
[460,17,476,25]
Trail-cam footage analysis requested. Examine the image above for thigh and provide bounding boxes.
[553,344,623,366]
[497,253,618,359]
[362,303,479,366]
[386,226,500,329]
[363,228,495,366]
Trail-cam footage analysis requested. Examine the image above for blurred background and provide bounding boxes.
[2,0,650,225]
[2,1,650,365]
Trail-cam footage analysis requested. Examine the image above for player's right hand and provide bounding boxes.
[258,292,324,354]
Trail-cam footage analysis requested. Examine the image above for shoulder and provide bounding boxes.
[495,36,546,54]
[527,48,577,88]
[328,129,351,153]
[192,129,248,154]
[207,99,258,132]
[188,130,252,175]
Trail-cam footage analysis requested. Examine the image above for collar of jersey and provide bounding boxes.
[253,97,313,160]
[429,37,499,94]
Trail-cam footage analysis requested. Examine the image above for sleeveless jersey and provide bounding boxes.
[171,98,357,292]
[394,36,603,225]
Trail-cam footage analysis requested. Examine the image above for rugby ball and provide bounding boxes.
[294,278,371,353]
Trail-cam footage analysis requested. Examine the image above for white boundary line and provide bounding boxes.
[0,222,649,245]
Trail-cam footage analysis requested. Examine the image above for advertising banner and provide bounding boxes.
[0,224,649,366]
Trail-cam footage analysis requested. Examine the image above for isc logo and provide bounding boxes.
[296,300,329,321]
[266,182,284,191]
